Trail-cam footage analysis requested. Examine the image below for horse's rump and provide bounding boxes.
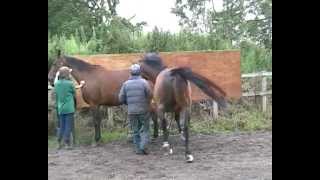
[170,67,227,108]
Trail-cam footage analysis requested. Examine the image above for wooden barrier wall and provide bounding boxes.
[73,50,241,108]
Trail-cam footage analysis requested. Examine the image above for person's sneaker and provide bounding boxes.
[57,141,64,150]
[142,149,149,155]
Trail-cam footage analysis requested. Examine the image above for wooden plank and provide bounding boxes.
[242,90,272,97]
[241,72,272,78]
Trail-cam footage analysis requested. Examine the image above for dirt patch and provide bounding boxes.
[48,131,271,180]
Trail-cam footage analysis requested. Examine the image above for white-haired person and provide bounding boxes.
[119,64,152,155]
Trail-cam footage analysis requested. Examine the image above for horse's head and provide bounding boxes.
[138,52,166,82]
[48,50,67,86]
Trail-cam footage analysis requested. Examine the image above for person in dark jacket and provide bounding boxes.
[119,64,152,155]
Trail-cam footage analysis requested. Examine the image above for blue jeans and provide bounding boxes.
[58,113,74,145]
[129,113,150,152]
[56,110,60,137]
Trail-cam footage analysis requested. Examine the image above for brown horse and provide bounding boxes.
[48,52,159,144]
[139,53,228,162]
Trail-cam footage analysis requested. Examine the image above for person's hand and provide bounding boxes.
[79,81,85,88]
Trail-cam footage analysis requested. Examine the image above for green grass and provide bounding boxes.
[190,106,272,134]
[100,129,127,143]
[48,136,58,149]
[48,128,127,150]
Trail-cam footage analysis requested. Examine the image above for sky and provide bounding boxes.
[117,0,223,33]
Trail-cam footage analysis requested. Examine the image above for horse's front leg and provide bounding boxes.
[151,111,159,139]
[180,107,193,162]
[92,106,102,146]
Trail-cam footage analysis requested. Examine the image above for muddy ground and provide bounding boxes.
[48,131,272,180]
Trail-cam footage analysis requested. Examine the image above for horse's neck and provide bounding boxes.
[67,65,87,84]
[148,68,162,83]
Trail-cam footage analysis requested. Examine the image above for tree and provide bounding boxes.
[172,0,272,48]
[244,0,272,48]
[48,0,121,38]
[48,0,93,36]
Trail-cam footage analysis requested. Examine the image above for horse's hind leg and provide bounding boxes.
[175,112,182,133]
[159,109,168,143]
[175,112,186,142]
[158,106,171,153]
[180,108,193,162]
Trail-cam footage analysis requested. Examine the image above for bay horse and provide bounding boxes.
[48,52,159,144]
[139,53,228,162]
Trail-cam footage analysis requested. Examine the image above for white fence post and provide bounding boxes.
[261,76,267,112]
[107,107,114,128]
[212,100,218,119]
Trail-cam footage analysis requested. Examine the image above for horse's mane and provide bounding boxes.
[64,56,101,72]
[142,53,166,71]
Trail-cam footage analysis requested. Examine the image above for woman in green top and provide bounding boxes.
[54,66,85,149]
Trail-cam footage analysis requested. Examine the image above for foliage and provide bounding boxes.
[48,0,272,73]
[48,28,271,73]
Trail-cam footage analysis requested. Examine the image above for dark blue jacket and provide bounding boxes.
[119,75,152,114]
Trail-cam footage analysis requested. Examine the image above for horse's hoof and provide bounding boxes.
[180,133,186,141]
[186,154,194,163]
[162,142,169,148]
[162,142,172,155]
[169,148,173,155]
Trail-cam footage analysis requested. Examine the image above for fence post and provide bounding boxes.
[261,76,267,112]
[212,100,218,119]
[107,107,114,128]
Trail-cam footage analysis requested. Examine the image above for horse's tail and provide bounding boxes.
[170,67,228,108]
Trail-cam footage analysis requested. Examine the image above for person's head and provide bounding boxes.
[130,64,141,76]
[58,66,72,80]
